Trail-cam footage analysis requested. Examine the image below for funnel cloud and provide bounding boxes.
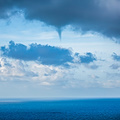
[0,0,120,39]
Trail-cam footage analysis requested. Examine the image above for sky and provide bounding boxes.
[0,0,120,98]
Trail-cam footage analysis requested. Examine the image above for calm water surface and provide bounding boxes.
[0,98,120,120]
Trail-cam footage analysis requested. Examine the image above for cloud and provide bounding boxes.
[0,57,75,87]
[84,64,99,70]
[112,53,120,61]
[1,41,73,66]
[100,80,120,88]
[0,57,37,81]
[0,0,120,39]
[0,57,61,83]
[0,41,97,67]
[90,75,99,79]
[80,53,97,64]
[110,64,120,69]
[106,72,120,80]
[0,55,119,89]
[75,52,97,64]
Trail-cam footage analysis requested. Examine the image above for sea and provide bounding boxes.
[0,98,120,120]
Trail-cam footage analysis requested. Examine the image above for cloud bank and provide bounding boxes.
[0,41,97,66]
[0,0,120,39]
[1,41,73,66]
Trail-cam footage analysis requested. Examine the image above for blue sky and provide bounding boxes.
[0,0,120,98]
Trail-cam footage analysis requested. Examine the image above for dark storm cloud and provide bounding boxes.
[0,41,97,66]
[0,0,120,38]
[112,53,120,61]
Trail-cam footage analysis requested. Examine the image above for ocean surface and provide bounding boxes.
[0,98,120,120]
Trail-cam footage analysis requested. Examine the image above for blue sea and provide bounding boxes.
[0,98,120,120]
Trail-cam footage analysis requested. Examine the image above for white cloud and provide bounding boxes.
[0,55,120,89]
[100,80,120,88]
[0,57,37,81]
[0,57,70,85]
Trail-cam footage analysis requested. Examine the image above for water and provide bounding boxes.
[0,98,120,120]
